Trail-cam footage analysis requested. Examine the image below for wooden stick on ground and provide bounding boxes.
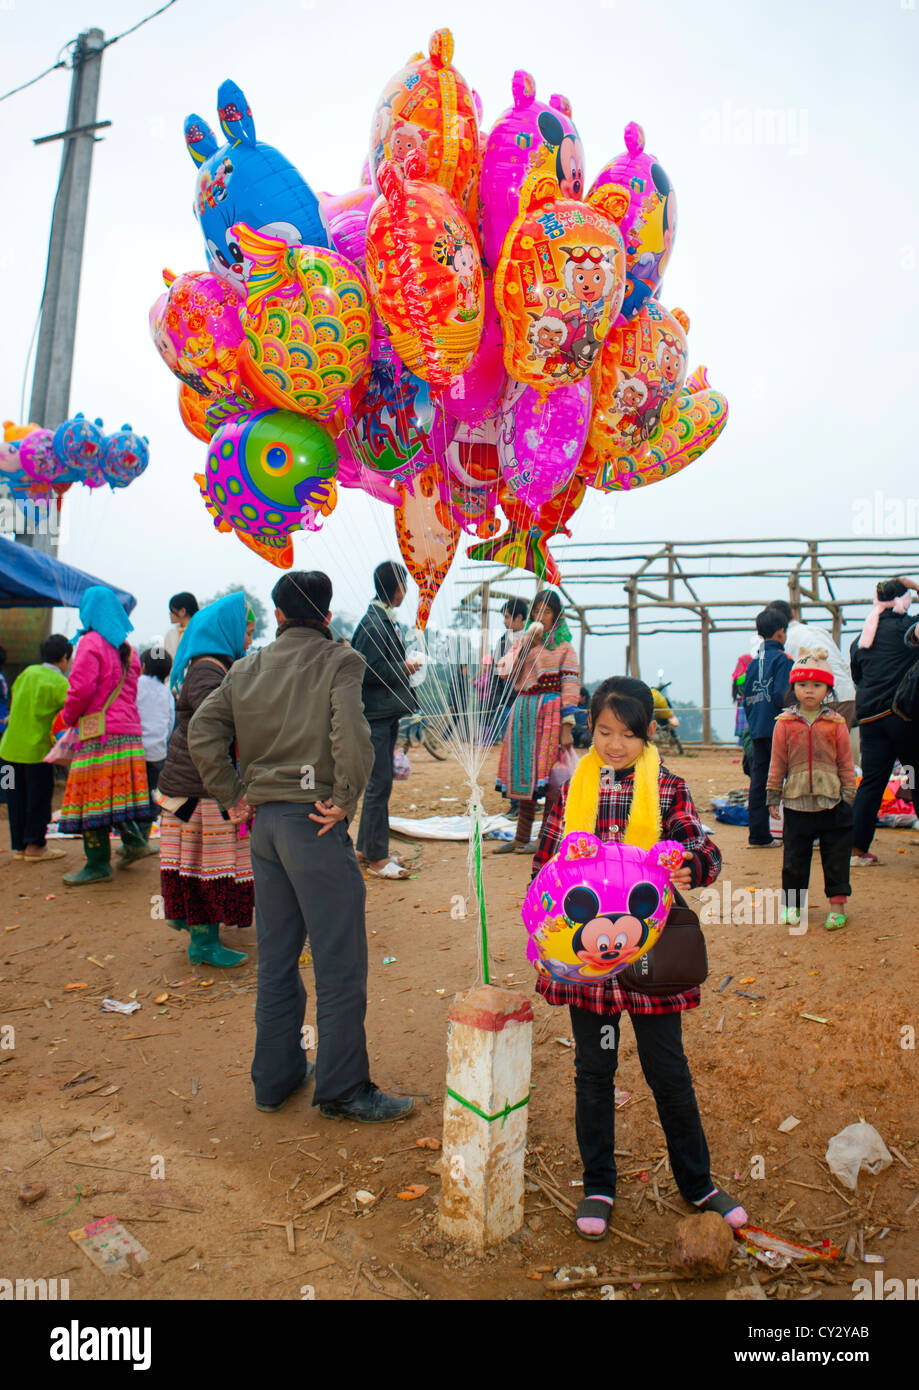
[387,1263,427,1300]
[546,1271,692,1291]
[299,1182,344,1216]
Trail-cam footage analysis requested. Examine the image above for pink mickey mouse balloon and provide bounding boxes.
[589,122,677,322]
[497,375,591,513]
[522,833,684,984]
[480,71,584,271]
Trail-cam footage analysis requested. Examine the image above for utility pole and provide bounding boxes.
[26,27,108,556]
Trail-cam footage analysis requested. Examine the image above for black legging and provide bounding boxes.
[852,714,919,853]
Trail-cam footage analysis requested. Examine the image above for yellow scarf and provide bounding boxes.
[563,743,662,849]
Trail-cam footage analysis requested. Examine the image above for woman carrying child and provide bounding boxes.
[531,676,747,1240]
[766,650,856,931]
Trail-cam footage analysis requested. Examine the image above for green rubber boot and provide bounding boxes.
[119,819,158,864]
[63,830,113,886]
[166,918,189,934]
[188,923,248,968]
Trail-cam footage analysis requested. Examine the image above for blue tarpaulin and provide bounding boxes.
[0,536,136,612]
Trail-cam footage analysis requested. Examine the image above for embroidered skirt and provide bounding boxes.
[159,799,253,927]
[496,687,562,801]
[58,735,151,833]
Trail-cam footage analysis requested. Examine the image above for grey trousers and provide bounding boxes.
[249,801,371,1107]
[356,716,399,862]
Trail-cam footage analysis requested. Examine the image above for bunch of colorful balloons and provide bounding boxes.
[151,37,729,626]
[0,415,150,500]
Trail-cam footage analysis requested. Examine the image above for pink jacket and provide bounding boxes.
[61,630,143,738]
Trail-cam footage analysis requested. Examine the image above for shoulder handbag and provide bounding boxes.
[892,657,919,722]
[619,890,708,995]
[78,659,128,743]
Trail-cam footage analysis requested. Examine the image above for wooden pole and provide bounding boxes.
[576,606,586,678]
[479,581,490,666]
[626,583,639,676]
[701,610,712,744]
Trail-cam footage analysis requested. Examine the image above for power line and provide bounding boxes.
[0,58,68,105]
[0,2,179,105]
[103,0,179,49]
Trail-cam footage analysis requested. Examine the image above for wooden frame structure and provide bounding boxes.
[461,538,919,742]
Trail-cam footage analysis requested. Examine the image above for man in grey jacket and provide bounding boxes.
[187,571,414,1123]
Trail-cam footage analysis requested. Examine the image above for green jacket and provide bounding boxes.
[186,625,374,816]
[0,664,69,763]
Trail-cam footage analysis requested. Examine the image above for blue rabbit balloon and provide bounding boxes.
[185,80,330,296]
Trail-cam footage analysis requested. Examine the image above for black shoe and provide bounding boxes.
[255,1061,316,1113]
[319,1083,414,1124]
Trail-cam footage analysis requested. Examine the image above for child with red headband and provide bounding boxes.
[766,650,857,930]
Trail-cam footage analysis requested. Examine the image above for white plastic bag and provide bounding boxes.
[825,1122,892,1191]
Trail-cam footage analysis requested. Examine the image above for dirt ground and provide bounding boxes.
[2,744,917,1304]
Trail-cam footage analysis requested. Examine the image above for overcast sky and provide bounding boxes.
[1,0,917,734]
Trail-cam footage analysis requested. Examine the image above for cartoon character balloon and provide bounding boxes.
[494,188,625,391]
[522,834,684,983]
[585,302,689,466]
[52,415,105,488]
[232,224,372,417]
[99,426,150,489]
[368,28,479,211]
[149,269,244,399]
[184,80,330,295]
[589,123,677,322]
[585,366,729,494]
[366,154,484,388]
[18,429,64,485]
[346,353,437,481]
[195,407,338,569]
[480,72,584,271]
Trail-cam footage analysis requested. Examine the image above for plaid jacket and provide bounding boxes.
[530,765,721,1016]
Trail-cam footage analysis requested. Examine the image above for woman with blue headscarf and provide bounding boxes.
[59,586,153,885]
[156,592,256,967]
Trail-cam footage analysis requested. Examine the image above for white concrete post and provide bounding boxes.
[438,985,533,1250]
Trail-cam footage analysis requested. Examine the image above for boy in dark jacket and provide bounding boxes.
[351,561,421,879]
[744,606,793,846]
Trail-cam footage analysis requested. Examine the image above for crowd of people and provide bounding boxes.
[1,568,917,1242]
